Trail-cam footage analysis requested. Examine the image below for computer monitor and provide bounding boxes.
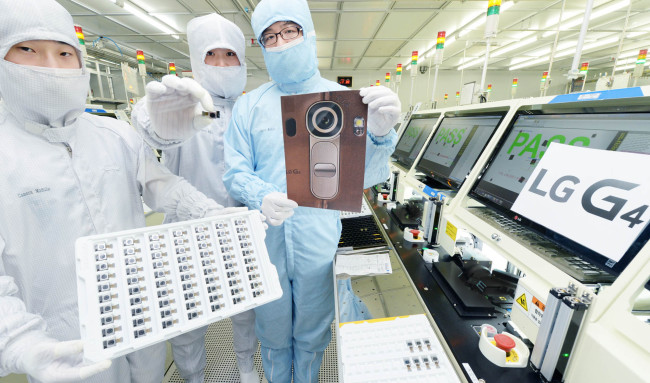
[391,113,439,171]
[415,114,504,190]
[471,111,650,276]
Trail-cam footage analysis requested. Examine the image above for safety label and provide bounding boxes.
[516,293,528,311]
[513,285,545,327]
[532,296,546,311]
[445,221,457,242]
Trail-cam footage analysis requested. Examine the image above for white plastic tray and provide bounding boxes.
[338,315,461,383]
[75,210,281,362]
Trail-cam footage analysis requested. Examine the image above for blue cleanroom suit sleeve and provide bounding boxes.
[363,130,397,189]
[223,94,282,211]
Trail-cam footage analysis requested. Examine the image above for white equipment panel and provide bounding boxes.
[75,210,281,362]
[338,315,461,383]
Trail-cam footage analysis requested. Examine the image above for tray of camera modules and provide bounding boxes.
[338,315,461,383]
[75,210,281,362]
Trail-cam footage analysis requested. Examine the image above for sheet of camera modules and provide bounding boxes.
[338,315,460,383]
[75,210,281,362]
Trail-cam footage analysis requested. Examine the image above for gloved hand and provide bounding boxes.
[146,75,215,141]
[9,334,111,382]
[359,85,401,137]
[261,192,298,226]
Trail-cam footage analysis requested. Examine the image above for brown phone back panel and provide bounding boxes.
[281,90,367,212]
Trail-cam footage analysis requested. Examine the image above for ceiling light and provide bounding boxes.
[455,35,539,70]
[542,11,582,30]
[618,48,650,59]
[508,36,618,70]
[615,61,649,71]
[123,2,180,38]
[509,57,531,65]
[457,57,485,71]
[458,56,476,65]
[509,56,549,70]
[458,18,485,38]
[492,36,538,56]
[626,32,645,38]
[542,0,630,38]
[501,1,515,12]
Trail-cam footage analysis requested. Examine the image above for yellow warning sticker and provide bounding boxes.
[445,221,457,241]
[516,294,528,311]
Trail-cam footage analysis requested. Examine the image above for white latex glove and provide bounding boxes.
[359,85,401,137]
[261,192,298,226]
[10,335,111,382]
[146,75,216,141]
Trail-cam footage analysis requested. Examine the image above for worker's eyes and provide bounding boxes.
[19,46,36,53]
[226,51,236,57]
[206,51,214,56]
[60,51,74,57]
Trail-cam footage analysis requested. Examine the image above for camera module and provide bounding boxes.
[306,101,343,138]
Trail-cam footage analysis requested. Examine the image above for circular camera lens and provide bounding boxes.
[306,101,343,138]
[315,110,334,131]
[312,107,338,134]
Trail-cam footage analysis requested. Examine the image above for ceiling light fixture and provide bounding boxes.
[615,61,649,71]
[542,0,630,38]
[492,36,538,56]
[508,56,549,71]
[508,36,619,70]
[457,57,484,71]
[456,35,539,70]
[122,1,180,39]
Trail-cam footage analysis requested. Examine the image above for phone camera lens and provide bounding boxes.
[307,101,343,138]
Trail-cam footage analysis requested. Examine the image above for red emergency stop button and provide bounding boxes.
[382,193,388,199]
[410,229,420,238]
[494,334,515,352]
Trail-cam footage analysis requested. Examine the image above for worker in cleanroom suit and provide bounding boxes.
[132,13,259,383]
[0,1,234,382]
[223,0,400,381]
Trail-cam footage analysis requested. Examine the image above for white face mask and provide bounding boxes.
[0,60,89,128]
[262,35,317,85]
[264,36,304,53]
[198,64,247,100]
[23,65,84,77]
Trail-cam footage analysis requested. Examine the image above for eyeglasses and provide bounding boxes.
[260,25,303,47]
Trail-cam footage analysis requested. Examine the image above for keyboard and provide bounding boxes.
[468,207,614,283]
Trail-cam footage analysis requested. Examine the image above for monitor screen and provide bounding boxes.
[391,114,439,170]
[471,112,650,275]
[416,114,503,190]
